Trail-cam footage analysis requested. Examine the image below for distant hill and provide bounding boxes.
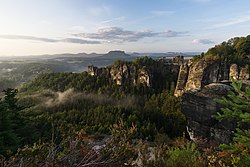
[97,50,132,59]
[130,52,201,58]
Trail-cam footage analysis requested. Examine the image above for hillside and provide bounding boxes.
[194,35,250,65]
[0,50,188,92]
[0,51,138,92]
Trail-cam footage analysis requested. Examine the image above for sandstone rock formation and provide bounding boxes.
[175,57,250,146]
[182,83,236,145]
[109,63,137,86]
[173,55,184,65]
[174,59,249,96]
[88,65,98,76]
[88,59,180,88]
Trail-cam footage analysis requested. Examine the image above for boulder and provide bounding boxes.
[230,64,239,80]
[181,83,236,146]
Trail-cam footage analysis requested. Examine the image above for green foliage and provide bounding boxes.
[103,120,138,166]
[16,57,183,144]
[0,88,40,156]
[133,56,155,66]
[0,89,23,155]
[18,90,184,143]
[0,57,187,164]
[144,92,186,138]
[216,81,250,166]
[193,35,250,66]
[166,143,205,167]
[21,57,178,96]
[216,81,250,124]
[0,62,51,92]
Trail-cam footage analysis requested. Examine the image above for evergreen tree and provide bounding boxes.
[0,89,20,155]
[216,81,250,166]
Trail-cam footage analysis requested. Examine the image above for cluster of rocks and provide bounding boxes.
[88,64,153,87]
[109,63,152,87]
[172,55,184,65]
[175,59,249,97]
[88,58,181,88]
[174,58,250,146]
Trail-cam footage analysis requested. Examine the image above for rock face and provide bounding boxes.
[109,64,139,86]
[88,65,107,77]
[175,57,250,146]
[174,59,249,96]
[230,64,239,80]
[138,67,152,87]
[174,63,189,96]
[88,65,98,76]
[173,55,184,65]
[88,60,179,87]
[182,83,236,145]
[239,66,250,80]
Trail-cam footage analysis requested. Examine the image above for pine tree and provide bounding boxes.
[0,101,19,155]
[216,81,250,166]
[0,89,22,155]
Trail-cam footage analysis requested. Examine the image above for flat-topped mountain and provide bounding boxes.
[102,50,131,58]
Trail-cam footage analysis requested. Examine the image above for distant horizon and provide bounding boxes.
[0,50,202,57]
[0,0,250,56]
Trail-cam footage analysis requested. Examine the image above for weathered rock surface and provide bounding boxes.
[109,63,140,86]
[88,60,179,87]
[88,65,98,76]
[230,64,239,80]
[239,67,250,80]
[174,59,249,97]
[175,57,250,146]
[174,63,189,96]
[182,83,236,145]
[173,55,184,65]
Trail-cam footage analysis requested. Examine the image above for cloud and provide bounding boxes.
[150,10,175,16]
[0,35,101,44]
[101,16,125,24]
[0,27,188,45]
[211,14,250,28]
[192,39,215,44]
[73,27,188,43]
[0,35,57,42]
[61,38,101,44]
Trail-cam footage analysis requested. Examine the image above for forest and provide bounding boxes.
[0,37,250,166]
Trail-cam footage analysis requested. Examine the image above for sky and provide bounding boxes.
[0,0,250,56]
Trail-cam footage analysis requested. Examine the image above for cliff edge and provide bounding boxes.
[175,57,250,146]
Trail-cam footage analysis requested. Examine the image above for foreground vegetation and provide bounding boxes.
[0,82,249,166]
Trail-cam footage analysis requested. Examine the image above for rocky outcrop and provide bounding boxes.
[229,64,250,80]
[109,64,139,86]
[174,63,189,96]
[173,55,184,65]
[138,67,152,87]
[174,58,249,96]
[87,60,179,87]
[175,57,250,146]
[88,65,98,76]
[229,64,238,80]
[88,65,108,77]
[182,83,236,145]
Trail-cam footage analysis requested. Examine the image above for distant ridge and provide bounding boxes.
[93,50,135,61]
[0,51,198,61]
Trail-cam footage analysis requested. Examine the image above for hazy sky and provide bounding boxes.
[0,0,250,56]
